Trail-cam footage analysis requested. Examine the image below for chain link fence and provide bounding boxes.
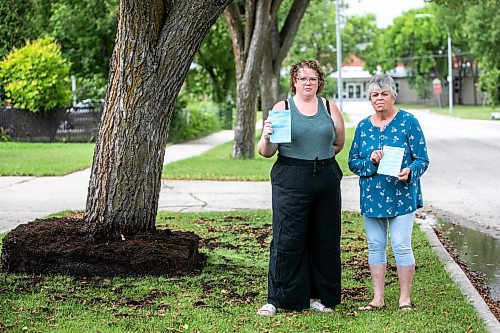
[0,106,102,142]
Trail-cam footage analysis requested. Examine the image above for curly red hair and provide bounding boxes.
[289,60,325,95]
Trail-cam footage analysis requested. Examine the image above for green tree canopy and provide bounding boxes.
[460,2,500,105]
[288,1,380,96]
[363,8,449,99]
[186,16,236,105]
[0,0,37,59]
[46,0,118,78]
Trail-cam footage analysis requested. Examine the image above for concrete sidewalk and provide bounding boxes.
[0,130,232,231]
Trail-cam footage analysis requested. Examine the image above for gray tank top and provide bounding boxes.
[278,97,336,160]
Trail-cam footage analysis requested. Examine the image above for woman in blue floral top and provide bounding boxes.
[348,74,429,311]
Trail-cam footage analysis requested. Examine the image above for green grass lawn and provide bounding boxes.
[399,104,497,120]
[0,142,95,176]
[0,210,486,332]
[1,128,354,179]
[162,128,355,180]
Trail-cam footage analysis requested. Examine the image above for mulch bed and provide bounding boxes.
[433,226,500,320]
[1,217,205,277]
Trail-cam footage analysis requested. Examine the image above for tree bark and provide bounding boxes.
[226,0,309,158]
[260,0,309,122]
[85,0,231,240]
[225,0,277,159]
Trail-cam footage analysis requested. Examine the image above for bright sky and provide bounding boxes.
[343,0,427,28]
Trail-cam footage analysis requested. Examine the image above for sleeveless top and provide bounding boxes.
[278,97,336,160]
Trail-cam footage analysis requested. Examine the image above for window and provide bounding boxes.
[394,80,400,94]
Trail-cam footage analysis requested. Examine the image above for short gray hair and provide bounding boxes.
[367,74,398,99]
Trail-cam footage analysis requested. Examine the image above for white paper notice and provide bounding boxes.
[377,146,405,177]
[268,110,291,143]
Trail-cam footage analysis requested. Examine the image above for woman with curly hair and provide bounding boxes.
[257,60,345,316]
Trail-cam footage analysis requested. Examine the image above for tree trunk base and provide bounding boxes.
[1,217,206,277]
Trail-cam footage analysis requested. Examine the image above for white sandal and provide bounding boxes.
[257,303,277,316]
[310,299,332,312]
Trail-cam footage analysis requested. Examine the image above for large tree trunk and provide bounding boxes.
[84,0,231,240]
[226,0,309,158]
[260,0,309,121]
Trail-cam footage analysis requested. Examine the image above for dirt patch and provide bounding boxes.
[1,217,205,277]
[342,286,368,302]
[433,226,500,320]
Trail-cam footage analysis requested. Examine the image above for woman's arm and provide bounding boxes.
[348,124,378,177]
[405,116,430,182]
[257,101,283,158]
[328,99,345,154]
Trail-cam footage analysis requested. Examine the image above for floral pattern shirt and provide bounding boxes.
[348,110,430,218]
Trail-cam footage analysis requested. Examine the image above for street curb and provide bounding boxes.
[417,218,500,333]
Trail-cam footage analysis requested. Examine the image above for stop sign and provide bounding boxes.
[433,78,442,94]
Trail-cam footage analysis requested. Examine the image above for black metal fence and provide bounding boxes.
[0,106,102,142]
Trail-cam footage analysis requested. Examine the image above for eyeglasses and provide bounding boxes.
[297,77,318,84]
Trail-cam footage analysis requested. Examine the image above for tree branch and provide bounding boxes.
[277,0,309,65]
[224,3,245,76]
[243,0,272,81]
[270,0,282,19]
[244,0,256,54]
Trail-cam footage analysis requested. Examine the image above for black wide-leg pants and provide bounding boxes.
[267,155,342,311]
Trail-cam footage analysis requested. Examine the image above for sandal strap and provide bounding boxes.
[358,303,384,311]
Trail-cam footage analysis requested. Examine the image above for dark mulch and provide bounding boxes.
[433,226,500,320]
[1,217,205,277]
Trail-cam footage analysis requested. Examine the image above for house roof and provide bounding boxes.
[331,55,408,79]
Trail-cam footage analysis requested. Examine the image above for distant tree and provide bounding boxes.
[188,16,236,106]
[46,0,118,79]
[341,14,380,61]
[224,0,308,158]
[288,2,379,97]
[364,8,450,100]
[287,1,338,75]
[461,3,500,105]
[259,0,309,121]
[0,0,37,59]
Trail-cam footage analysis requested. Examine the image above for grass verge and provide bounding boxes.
[162,128,355,180]
[0,142,95,176]
[0,210,486,332]
[399,104,497,120]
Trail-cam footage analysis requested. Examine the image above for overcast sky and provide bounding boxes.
[343,0,427,28]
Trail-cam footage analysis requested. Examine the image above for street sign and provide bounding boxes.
[433,78,442,94]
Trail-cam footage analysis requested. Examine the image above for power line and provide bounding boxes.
[376,50,474,63]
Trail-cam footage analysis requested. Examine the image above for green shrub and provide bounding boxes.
[0,37,71,113]
[0,127,10,142]
[75,74,107,104]
[168,96,221,143]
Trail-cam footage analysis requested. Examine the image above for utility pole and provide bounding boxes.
[335,0,343,113]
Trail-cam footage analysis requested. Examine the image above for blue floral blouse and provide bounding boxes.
[348,110,430,218]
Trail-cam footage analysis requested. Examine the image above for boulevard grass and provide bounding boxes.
[161,128,355,180]
[0,142,94,176]
[0,210,486,332]
[400,104,497,120]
